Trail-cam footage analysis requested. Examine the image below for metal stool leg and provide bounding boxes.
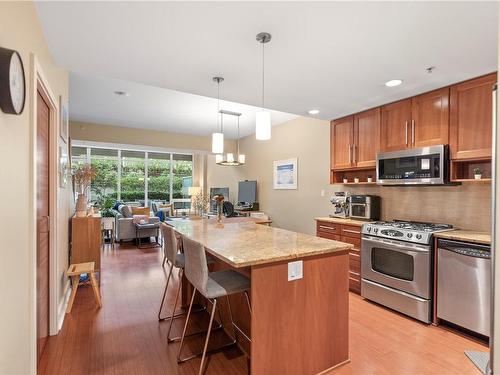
[199,298,218,375]
[167,272,223,342]
[158,263,174,320]
[177,288,197,362]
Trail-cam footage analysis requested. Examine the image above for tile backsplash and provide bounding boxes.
[348,183,491,232]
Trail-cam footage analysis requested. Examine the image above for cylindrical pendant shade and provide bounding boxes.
[256,111,271,140]
[215,154,223,163]
[238,154,246,164]
[227,153,234,163]
[212,132,224,154]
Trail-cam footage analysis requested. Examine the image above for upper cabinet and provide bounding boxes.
[380,99,412,152]
[331,109,380,170]
[380,88,449,152]
[411,88,449,148]
[331,116,353,170]
[449,73,497,160]
[353,108,380,168]
[329,72,497,184]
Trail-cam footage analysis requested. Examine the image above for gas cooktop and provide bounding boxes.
[361,220,453,245]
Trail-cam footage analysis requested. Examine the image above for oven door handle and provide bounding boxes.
[362,235,430,253]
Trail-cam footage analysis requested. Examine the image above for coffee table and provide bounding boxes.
[134,222,161,249]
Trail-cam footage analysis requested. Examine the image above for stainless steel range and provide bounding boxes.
[361,220,453,323]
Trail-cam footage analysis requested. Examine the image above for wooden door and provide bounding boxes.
[450,73,497,160]
[37,88,50,362]
[353,108,380,168]
[411,87,449,147]
[331,116,353,170]
[380,99,412,152]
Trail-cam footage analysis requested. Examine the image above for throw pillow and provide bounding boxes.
[113,201,124,210]
[132,206,150,216]
[132,214,149,224]
[120,205,133,218]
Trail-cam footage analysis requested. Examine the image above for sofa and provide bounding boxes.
[112,204,160,242]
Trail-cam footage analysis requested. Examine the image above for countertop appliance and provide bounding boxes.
[349,195,380,220]
[330,192,349,218]
[376,145,449,185]
[437,239,491,336]
[361,220,453,323]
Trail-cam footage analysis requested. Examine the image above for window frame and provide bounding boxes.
[70,141,194,206]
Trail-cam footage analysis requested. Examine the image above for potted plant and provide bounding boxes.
[367,175,373,183]
[473,167,482,180]
[354,177,360,183]
[72,164,96,217]
[343,176,348,184]
[212,194,225,223]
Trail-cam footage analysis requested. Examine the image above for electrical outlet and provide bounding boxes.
[288,260,303,281]
[320,189,325,197]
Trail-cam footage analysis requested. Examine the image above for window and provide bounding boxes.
[120,150,145,205]
[148,152,171,203]
[70,145,193,208]
[90,148,118,204]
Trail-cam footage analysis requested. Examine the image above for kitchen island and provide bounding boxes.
[170,218,352,375]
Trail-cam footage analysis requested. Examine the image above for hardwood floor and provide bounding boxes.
[39,242,487,375]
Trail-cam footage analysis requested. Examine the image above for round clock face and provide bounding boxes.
[9,52,25,114]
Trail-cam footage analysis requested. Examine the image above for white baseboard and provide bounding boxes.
[57,281,71,331]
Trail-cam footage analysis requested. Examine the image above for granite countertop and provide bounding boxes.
[315,217,370,227]
[433,230,491,245]
[170,218,353,268]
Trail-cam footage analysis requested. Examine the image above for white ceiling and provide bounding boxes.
[36,1,498,132]
[68,72,297,138]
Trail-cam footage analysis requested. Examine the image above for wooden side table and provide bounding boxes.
[66,262,102,313]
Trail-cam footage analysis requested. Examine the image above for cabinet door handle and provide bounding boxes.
[411,120,415,145]
[348,145,352,165]
[343,229,360,234]
[319,225,336,231]
[353,145,356,164]
[405,121,408,146]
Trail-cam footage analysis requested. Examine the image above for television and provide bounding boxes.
[238,180,257,204]
[209,187,229,212]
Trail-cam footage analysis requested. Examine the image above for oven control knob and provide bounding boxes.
[367,226,372,232]
[416,234,422,240]
[373,228,378,233]
[407,233,413,238]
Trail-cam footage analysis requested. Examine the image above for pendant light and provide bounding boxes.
[216,110,246,166]
[211,77,224,154]
[255,32,272,140]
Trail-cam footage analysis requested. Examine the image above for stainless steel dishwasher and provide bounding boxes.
[437,239,491,336]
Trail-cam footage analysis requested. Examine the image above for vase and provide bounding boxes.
[474,174,482,180]
[76,193,87,217]
[217,202,223,223]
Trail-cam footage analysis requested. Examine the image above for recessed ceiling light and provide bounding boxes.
[308,109,320,115]
[114,90,130,97]
[385,79,403,87]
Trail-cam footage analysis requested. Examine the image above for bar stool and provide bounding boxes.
[157,223,221,342]
[178,236,252,375]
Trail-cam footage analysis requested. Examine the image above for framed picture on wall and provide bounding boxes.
[273,158,298,189]
[59,96,69,143]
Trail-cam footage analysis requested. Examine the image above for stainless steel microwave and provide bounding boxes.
[376,145,449,185]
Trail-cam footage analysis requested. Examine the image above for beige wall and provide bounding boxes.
[207,117,492,235]
[0,2,69,374]
[70,121,236,152]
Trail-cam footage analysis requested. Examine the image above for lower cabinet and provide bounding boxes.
[316,221,362,294]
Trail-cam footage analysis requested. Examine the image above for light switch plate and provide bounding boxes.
[288,260,303,281]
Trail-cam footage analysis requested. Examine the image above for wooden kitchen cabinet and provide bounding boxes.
[380,99,412,152]
[449,73,497,160]
[411,87,450,148]
[353,108,380,168]
[331,116,353,170]
[316,221,362,294]
[380,89,449,152]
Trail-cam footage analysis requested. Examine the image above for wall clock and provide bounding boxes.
[0,47,26,115]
